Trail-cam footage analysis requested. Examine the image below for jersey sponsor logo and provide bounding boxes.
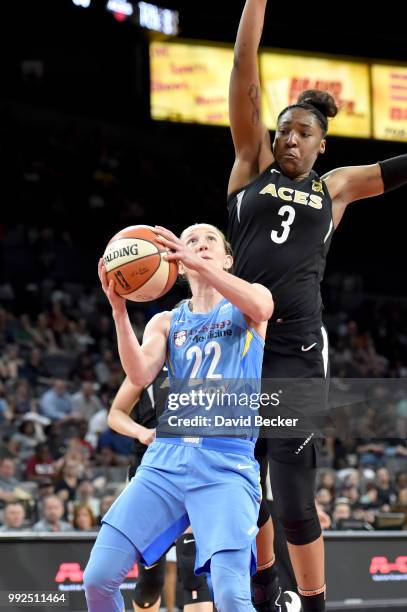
[174,320,233,346]
[183,538,195,544]
[174,330,187,347]
[189,320,232,335]
[301,342,317,352]
[192,329,233,344]
[312,179,324,194]
[260,182,323,210]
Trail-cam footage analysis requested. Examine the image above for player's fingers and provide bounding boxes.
[163,251,178,261]
[155,226,179,242]
[156,235,180,250]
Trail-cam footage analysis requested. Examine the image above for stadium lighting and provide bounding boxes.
[138,2,179,36]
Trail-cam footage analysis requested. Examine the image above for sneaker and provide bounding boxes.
[274,589,302,612]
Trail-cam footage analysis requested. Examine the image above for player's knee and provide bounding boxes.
[176,534,212,604]
[84,562,116,601]
[133,557,166,608]
[280,513,322,546]
[213,582,243,612]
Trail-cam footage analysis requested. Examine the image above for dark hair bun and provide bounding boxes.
[297,89,338,119]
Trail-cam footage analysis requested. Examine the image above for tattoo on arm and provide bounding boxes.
[248,84,260,126]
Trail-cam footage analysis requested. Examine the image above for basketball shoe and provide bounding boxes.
[252,582,302,612]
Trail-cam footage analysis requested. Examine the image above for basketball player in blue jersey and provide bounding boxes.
[84,223,274,612]
[228,2,407,611]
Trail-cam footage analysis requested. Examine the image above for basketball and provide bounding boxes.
[102,225,178,302]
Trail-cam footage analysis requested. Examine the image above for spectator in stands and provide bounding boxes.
[10,379,35,415]
[70,352,96,384]
[74,479,100,517]
[39,379,73,421]
[96,494,115,526]
[0,457,33,507]
[318,470,337,497]
[9,420,39,460]
[92,315,114,353]
[0,501,26,531]
[33,312,58,352]
[359,483,381,510]
[0,458,20,503]
[85,404,108,450]
[18,347,53,390]
[94,349,117,386]
[0,344,24,381]
[341,484,360,509]
[55,459,83,503]
[395,471,407,493]
[33,479,55,522]
[72,382,103,421]
[67,421,94,460]
[330,498,351,529]
[0,382,12,424]
[14,314,38,349]
[72,503,98,531]
[25,443,56,482]
[315,488,333,514]
[49,302,68,340]
[376,467,397,506]
[32,494,72,532]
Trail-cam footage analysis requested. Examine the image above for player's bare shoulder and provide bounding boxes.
[144,310,172,340]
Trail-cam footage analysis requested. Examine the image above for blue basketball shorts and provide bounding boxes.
[102,437,261,575]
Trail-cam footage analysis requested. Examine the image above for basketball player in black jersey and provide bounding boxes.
[107,369,213,612]
[227,2,407,611]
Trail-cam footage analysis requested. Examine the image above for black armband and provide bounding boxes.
[378,154,407,192]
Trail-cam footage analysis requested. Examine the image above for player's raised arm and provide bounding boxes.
[228,0,273,195]
[98,259,169,387]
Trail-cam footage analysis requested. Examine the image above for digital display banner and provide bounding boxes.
[372,64,407,142]
[260,52,371,138]
[150,41,233,126]
[1,533,407,610]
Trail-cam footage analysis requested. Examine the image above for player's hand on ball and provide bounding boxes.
[98,258,126,313]
[154,226,202,271]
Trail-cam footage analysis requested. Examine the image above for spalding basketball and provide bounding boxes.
[103,225,178,302]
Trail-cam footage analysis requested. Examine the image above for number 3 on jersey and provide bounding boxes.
[186,341,222,379]
[271,205,296,244]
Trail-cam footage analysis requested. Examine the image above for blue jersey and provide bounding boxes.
[157,298,264,440]
[167,298,264,380]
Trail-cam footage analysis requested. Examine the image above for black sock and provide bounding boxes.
[251,563,280,608]
[299,591,325,611]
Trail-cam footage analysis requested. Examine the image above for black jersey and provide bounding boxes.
[228,162,333,327]
[131,367,168,459]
